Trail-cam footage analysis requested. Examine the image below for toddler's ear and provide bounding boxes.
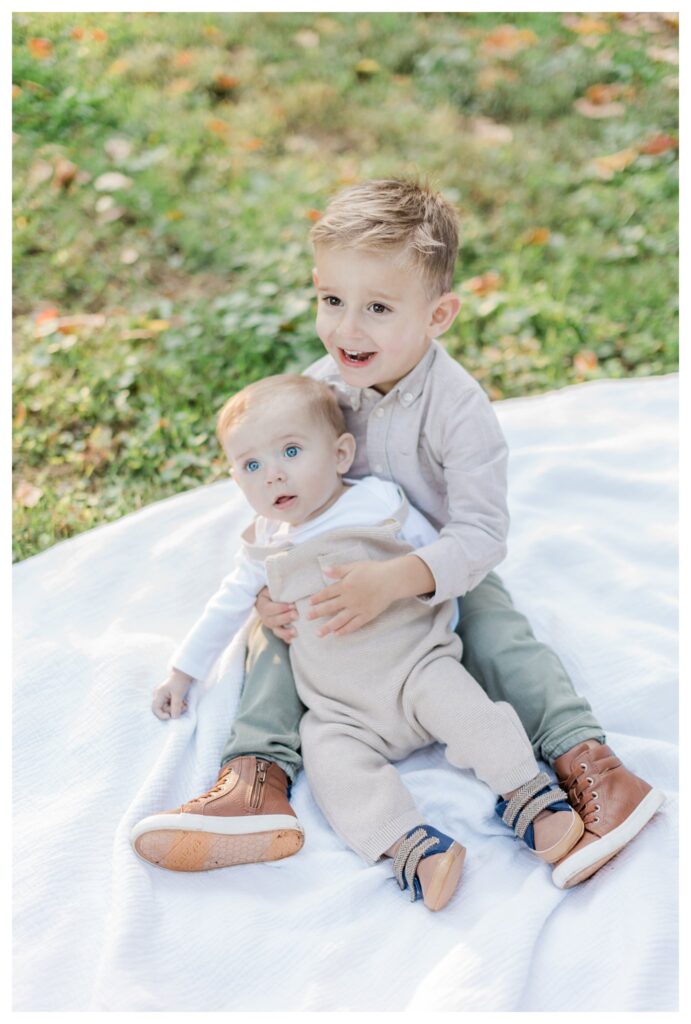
[312,267,319,288]
[429,292,461,336]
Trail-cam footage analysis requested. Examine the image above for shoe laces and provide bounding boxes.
[563,753,618,825]
[201,766,235,799]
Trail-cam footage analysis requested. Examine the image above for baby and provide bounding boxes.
[133,374,583,910]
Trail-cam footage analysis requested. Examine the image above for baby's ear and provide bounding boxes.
[335,432,356,474]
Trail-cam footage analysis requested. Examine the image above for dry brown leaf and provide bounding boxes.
[562,15,610,35]
[15,480,43,508]
[28,38,53,60]
[639,134,678,155]
[647,45,678,65]
[14,402,27,429]
[355,58,380,78]
[206,118,230,136]
[573,98,625,119]
[521,227,551,245]
[94,171,134,191]
[574,350,599,374]
[53,158,78,189]
[481,24,537,58]
[174,50,194,68]
[462,271,502,296]
[239,137,264,151]
[108,58,130,76]
[104,137,133,162]
[12,84,22,100]
[90,28,108,42]
[591,148,639,180]
[70,26,86,40]
[305,209,322,222]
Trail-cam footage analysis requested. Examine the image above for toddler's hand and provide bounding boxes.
[152,668,193,720]
[307,560,393,637]
[255,585,298,644]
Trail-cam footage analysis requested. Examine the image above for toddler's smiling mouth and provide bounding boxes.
[338,347,376,367]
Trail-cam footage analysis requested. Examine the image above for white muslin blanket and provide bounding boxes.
[13,375,678,1011]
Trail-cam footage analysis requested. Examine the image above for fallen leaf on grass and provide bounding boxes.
[14,402,27,428]
[574,98,625,119]
[573,350,599,374]
[12,84,22,100]
[355,58,380,78]
[206,118,230,136]
[639,134,678,155]
[647,46,678,65]
[15,480,44,508]
[34,308,60,337]
[481,25,537,58]
[239,137,264,151]
[94,171,134,191]
[562,15,610,35]
[305,208,322,221]
[53,158,78,189]
[584,83,633,105]
[108,58,130,76]
[521,227,551,245]
[28,38,53,60]
[104,137,133,162]
[70,26,86,40]
[174,50,194,68]
[461,271,502,296]
[591,147,639,180]
[90,29,108,42]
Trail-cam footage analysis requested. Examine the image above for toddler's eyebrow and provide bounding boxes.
[317,283,399,301]
[233,433,308,461]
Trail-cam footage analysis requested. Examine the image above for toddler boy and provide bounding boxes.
[134,179,662,890]
[133,375,584,909]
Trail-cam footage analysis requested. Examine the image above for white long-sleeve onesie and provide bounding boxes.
[170,476,442,681]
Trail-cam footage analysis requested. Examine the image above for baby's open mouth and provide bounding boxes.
[339,348,376,367]
[274,495,297,507]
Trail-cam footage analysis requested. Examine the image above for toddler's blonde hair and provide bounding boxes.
[217,374,346,448]
[309,178,459,296]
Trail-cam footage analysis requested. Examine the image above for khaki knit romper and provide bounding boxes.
[246,507,540,863]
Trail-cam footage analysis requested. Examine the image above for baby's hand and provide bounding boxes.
[152,668,193,720]
[255,585,298,644]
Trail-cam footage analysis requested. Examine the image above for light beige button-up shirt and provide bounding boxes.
[305,341,509,603]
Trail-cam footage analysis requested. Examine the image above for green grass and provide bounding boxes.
[13,11,678,561]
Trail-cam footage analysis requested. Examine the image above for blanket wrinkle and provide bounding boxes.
[13,375,677,1010]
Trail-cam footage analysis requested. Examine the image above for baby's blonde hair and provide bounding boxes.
[309,178,460,296]
[216,374,346,448]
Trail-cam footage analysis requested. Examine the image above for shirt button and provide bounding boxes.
[402,392,413,405]
[375,408,384,418]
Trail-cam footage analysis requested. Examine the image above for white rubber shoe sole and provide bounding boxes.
[131,812,305,872]
[551,788,665,889]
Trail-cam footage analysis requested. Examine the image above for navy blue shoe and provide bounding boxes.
[495,771,584,863]
[392,825,466,910]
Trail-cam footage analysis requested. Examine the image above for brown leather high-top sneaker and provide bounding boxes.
[550,740,664,889]
[131,756,304,872]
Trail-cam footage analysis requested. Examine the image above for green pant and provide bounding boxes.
[220,571,605,780]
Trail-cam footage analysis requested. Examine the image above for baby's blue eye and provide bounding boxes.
[284,445,301,459]
[245,459,261,473]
